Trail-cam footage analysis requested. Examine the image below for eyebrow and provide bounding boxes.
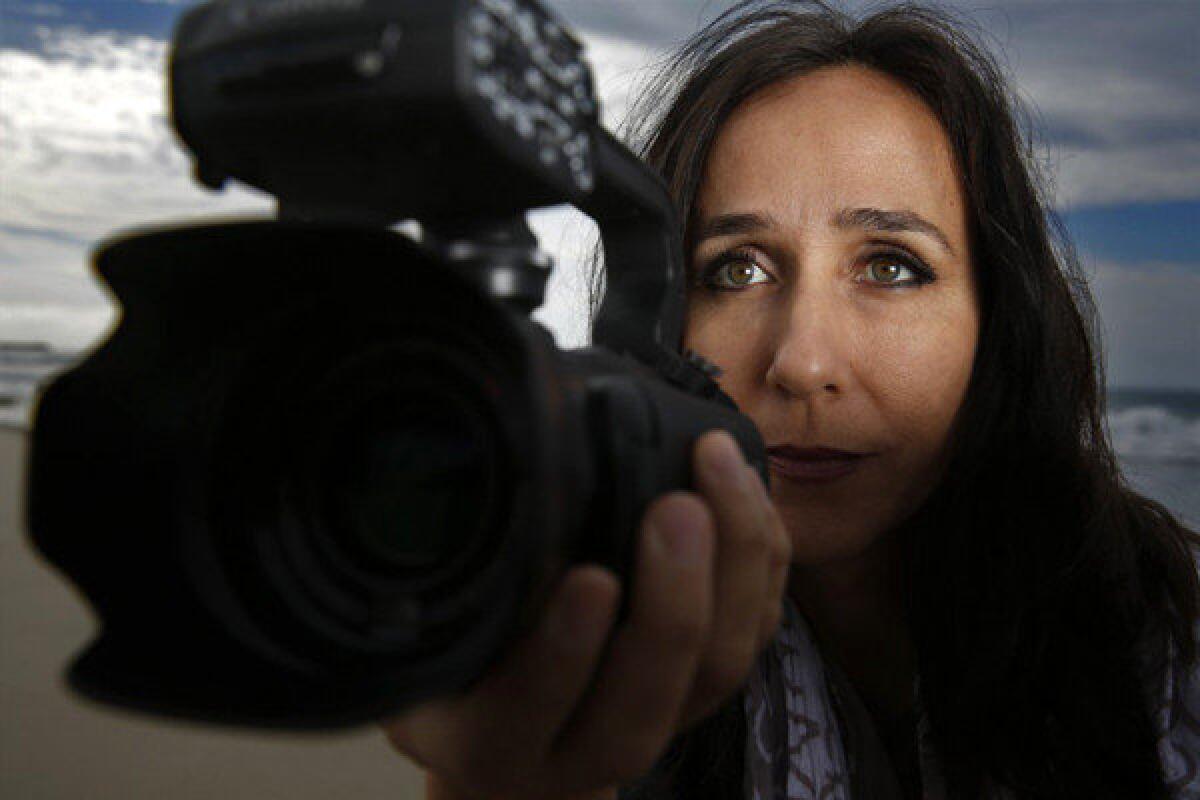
[693,211,779,243]
[834,207,956,256]
[693,207,956,257]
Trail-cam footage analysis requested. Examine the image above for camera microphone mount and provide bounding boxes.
[422,215,552,315]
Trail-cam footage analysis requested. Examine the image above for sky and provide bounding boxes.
[1,0,1197,389]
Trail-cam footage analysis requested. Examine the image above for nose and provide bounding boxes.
[764,284,852,400]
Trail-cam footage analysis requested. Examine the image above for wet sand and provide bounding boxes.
[0,427,424,799]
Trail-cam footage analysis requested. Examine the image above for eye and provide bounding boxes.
[862,249,935,287]
[699,252,774,291]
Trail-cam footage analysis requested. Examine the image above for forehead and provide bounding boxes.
[695,65,966,231]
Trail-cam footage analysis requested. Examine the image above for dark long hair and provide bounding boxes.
[596,2,1200,798]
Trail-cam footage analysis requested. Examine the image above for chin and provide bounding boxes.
[777,502,898,568]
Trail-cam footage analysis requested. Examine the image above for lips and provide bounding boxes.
[766,445,872,483]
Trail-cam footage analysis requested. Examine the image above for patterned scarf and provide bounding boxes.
[741,597,922,800]
[742,597,1200,799]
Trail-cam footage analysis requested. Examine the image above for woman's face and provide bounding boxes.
[684,65,979,566]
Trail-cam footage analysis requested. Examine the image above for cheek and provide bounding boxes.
[867,312,976,454]
[682,302,762,377]
[783,320,975,563]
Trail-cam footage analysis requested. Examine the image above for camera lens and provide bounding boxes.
[327,396,497,569]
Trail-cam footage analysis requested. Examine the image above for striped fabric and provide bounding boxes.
[743,597,1200,799]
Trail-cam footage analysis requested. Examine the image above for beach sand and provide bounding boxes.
[0,427,424,799]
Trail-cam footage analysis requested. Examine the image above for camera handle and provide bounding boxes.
[582,129,684,358]
[580,129,732,408]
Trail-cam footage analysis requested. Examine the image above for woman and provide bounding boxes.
[383,2,1200,798]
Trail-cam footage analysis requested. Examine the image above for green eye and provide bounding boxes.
[708,258,771,290]
[864,253,929,286]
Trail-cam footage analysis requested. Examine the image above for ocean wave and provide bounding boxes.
[0,400,32,429]
[1108,406,1200,466]
[0,384,34,429]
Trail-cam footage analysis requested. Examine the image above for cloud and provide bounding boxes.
[581,32,663,132]
[0,27,270,350]
[549,0,1200,209]
[0,225,117,349]
[994,2,1200,208]
[1088,259,1200,390]
[0,25,659,352]
[1,27,270,241]
[0,303,115,351]
[545,0,720,46]
[528,206,598,349]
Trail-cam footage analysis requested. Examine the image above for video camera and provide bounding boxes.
[26,0,767,729]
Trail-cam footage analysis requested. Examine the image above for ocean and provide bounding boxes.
[3,346,1196,528]
[1108,388,1200,528]
[0,343,75,431]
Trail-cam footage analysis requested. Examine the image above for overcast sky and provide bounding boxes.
[1,0,1197,388]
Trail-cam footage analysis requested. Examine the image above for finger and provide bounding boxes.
[407,565,620,794]
[379,687,463,771]
[688,431,773,709]
[746,463,791,647]
[472,566,620,763]
[549,492,714,792]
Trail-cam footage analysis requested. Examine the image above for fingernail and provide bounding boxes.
[704,431,747,485]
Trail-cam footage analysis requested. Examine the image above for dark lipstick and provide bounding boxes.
[766,445,871,483]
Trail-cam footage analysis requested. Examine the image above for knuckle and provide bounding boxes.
[724,509,769,554]
[652,609,709,651]
[747,512,773,547]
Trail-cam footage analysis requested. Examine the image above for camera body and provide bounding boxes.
[26,0,767,729]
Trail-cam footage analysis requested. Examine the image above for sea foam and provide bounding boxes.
[1108,406,1200,466]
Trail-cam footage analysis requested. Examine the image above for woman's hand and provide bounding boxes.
[379,430,792,800]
